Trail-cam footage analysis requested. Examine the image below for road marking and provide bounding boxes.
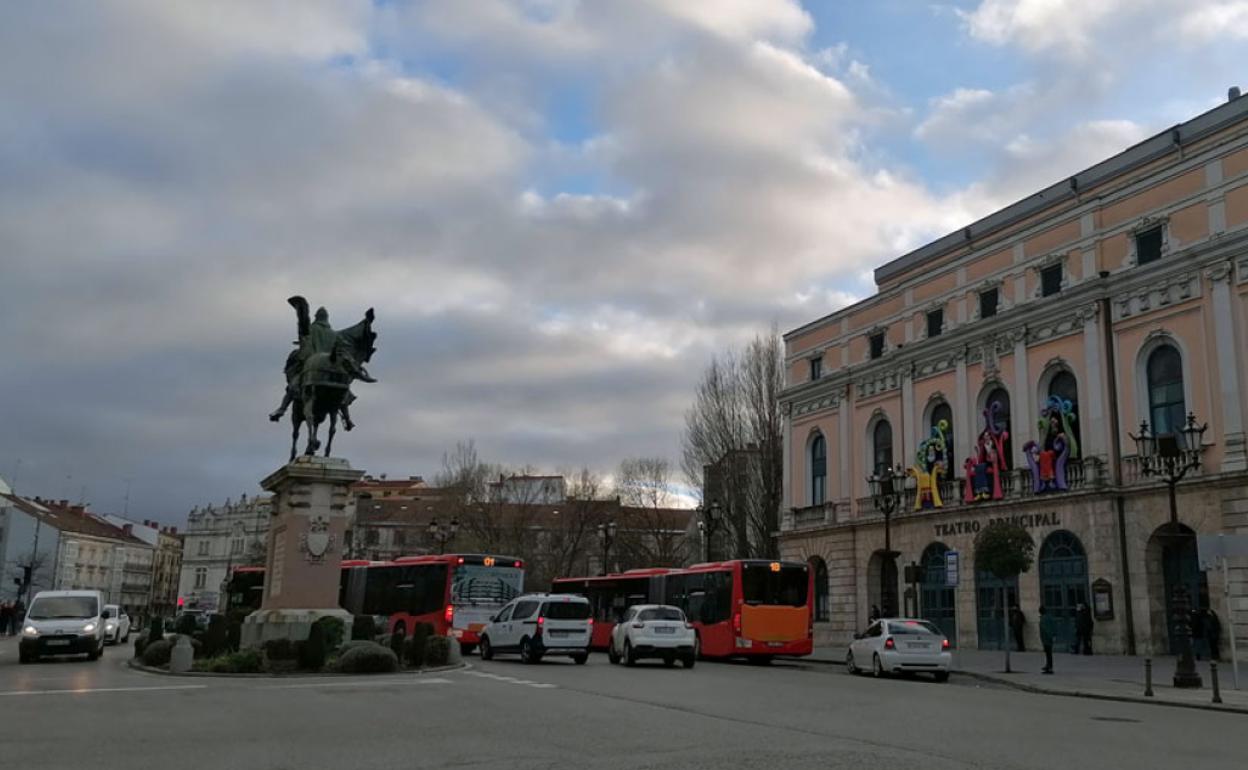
[461,670,557,689]
[0,684,208,697]
[265,678,452,690]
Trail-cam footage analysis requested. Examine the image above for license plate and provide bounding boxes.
[549,630,569,637]
[767,642,784,648]
[47,640,70,647]
[906,642,928,649]
[655,627,675,634]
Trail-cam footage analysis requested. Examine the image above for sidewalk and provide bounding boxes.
[796,645,1248,714]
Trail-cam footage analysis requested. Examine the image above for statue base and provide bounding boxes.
[241,608,353,648]
[242,455,363,649]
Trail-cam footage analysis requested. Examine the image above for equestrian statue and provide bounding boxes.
[269,296,378,461]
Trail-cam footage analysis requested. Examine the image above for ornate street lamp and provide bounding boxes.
[867,465,903,617]
[427,517,459,555]
[696,500,723,563]
[1130,411,1207,689]
[597,521,618,575]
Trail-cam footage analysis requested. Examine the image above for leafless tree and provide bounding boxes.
[529,467,609,588]
[615,457,689,568]
[681,326,784,559]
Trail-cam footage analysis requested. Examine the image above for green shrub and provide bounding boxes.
[425,635,451,667]
[338,642,399,674]
[404,622,434,668]
[336,640,377,657]
[193,649,263,674]
[317,617,346,651]
[202,614,228,657]
[133,636,148,658]
[191,637,206,659]
[263,638,298,660]
[351,615,378,641]
[147,617,164,645]
[226,618,242,653]
[141,639,174,667]
[175,614,199,635]
[298,621,328,671]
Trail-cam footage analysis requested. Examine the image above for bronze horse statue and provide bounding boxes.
[270,296,377,461]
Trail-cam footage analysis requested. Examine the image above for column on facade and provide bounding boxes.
[900,365,916,472]
[839,385,852,515]
[955,348,971,470]
[1208,262,1247,471]
[1080,303,1107,463]
[781,401,792,513]
[1012,331,1034,468]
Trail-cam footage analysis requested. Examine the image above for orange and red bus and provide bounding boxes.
[223,553,524,653]
[552,560,813,660]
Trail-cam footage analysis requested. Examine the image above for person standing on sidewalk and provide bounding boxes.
[1039,605,1055,674]
[1075,603,1094,655]
[1009,605,1025,652]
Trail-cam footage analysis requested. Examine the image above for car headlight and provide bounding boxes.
[22,625,39,637]
[105,621,117,630]
[82,622,96,634]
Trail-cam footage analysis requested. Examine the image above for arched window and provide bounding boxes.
[1047,370,1081,451]
[983,386,1012,468]
[930,402,954,466]
[1147,345,1186,435]
[872,419,894,475]
[809,556,830,621]
[809,433,827,506]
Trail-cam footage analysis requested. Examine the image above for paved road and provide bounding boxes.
[1,639,1243,769]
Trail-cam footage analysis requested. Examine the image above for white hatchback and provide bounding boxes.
[479,593,591,665]
[103,604,131,644]
[847,618,952,681]
[608,604,696,668]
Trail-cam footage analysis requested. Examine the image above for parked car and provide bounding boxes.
[103,604,131,644]
[479,593,591,665]
[608,604,696,668]
[846,618,951,681]
[18,590,108,664]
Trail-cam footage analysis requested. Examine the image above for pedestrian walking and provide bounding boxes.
[1009,605,1025,652]
[1039,605,1055,674]
[1205,607,1222,662]
[1075,602,1094,655]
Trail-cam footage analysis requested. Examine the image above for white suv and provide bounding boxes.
[608,604,696,668]
[479,593,591,665]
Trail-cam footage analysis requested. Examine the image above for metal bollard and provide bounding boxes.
[1144,658,1154,697]
[1211,662,1222,704]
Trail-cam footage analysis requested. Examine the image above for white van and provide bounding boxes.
[479,593,591,665]
[19,590,108,664]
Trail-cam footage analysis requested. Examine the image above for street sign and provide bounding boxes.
[945,550,959,587]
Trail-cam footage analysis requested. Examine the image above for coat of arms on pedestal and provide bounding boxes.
[300,514,336,563]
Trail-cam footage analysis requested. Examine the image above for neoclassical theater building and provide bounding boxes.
[778,93,1248,656]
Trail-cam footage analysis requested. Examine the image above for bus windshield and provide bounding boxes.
[741,565,808,607]
[452,565,523,606]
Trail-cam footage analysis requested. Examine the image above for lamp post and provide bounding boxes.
[427,517,459,555]
[1130,411,1207,689]
[696,499,723,563]
[597,521,617,575]
[867,465,903,617]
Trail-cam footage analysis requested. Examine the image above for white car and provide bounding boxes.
[19,590,108,664]
[847,618,951,681]
[103,604,131,644]
[608,604,696,669]
[479,593,591,665]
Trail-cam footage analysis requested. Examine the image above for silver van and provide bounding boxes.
[19,590,108,663]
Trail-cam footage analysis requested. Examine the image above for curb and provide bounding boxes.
[954,669,1248,715]
[126,658,467,679]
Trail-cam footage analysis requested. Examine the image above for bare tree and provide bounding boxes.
[615,457,688,568]
[681,326,784,559]
[435,439,508,553]
[530,467,609,588]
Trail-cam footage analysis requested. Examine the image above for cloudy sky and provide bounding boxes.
[2,1,1246,521]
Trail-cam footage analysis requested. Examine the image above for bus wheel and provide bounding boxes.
[479,637,494,661]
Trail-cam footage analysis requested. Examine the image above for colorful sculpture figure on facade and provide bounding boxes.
[909,420,950,510]
[1023,395,1079,493]
[963,401,1009,503]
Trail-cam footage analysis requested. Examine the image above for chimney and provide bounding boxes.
[122,524,133,536]
[1230,86,1242,102]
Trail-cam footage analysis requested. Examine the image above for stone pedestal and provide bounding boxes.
[241,456,362,648]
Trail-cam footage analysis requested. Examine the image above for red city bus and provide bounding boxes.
[552,560,813,660]
[224,554,524,652]
[665,560,813,661]
[551,569,669,650]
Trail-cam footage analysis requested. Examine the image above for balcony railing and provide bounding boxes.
[785,501,840,530]
[1122,452,1203,485]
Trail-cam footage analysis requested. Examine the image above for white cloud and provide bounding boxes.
[1179,2,1248,41]
[958,0,1128,56]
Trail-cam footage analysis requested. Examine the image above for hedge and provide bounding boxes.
[337,642,399,674]
[141,639,174,667]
